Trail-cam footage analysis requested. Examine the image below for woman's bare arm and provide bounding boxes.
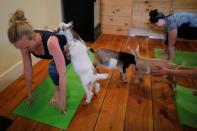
[48,36,66,113]
[21,50,33,105]
[167,68,197,78]
[152,66,197,79]
[167,29,177,61]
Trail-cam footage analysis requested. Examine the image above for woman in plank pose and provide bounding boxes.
[8,9,70,113]
[149,9,197,61]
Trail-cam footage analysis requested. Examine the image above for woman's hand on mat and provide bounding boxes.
[59,102,67,114]
[25,94,34,107]
[58,94,67,114]
[56,90,67,114]
[49,89,67,114]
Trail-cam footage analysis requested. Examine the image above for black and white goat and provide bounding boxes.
[90,48,136,82]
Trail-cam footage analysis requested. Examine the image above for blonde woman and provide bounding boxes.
[8,9,69,113]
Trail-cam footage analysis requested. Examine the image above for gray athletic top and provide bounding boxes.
[165,12,197,31]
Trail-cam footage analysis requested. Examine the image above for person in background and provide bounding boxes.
[152,66,197,79]
[7,9,70,113]
[149,9,197,61]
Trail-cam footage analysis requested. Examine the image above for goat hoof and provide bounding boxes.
[82,101,90,105]
[84,92,93,104]
[95,83,100,94]
[134,79,139,84]
[122,78,128,83]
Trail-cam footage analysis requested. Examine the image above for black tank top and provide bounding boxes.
[31,30,67,59]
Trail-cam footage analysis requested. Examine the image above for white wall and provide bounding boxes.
[0,0,63,91]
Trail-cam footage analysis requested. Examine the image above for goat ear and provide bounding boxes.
[68,21,73,28]
[55,22,66,32]
[127,45,135,55]
[130,51,135,55]
[53,27,60,33]
[69,21,73,25]
[57,22,67,30]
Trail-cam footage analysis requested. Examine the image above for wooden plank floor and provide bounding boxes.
[0,34,196,131]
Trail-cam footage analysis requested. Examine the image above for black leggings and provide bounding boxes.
[165,23,197,45]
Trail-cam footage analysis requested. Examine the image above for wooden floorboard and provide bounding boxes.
[124,37,153,131]
[95,69,131,131]
[0,34,196,131]
[66,69,113,131]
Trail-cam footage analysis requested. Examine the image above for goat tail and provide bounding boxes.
[88,47,95,53]
[88,48,100,54]
[93,73,109,81]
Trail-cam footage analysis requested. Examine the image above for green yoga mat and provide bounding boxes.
[176,85,197,128]
[14,51,94,129]
[155,49,197,128]
[154,48,197,68]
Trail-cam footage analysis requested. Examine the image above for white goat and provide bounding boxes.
[55,22,108,104]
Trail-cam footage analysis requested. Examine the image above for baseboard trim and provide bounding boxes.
[129,28,164,39]
[0,57,40,92]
